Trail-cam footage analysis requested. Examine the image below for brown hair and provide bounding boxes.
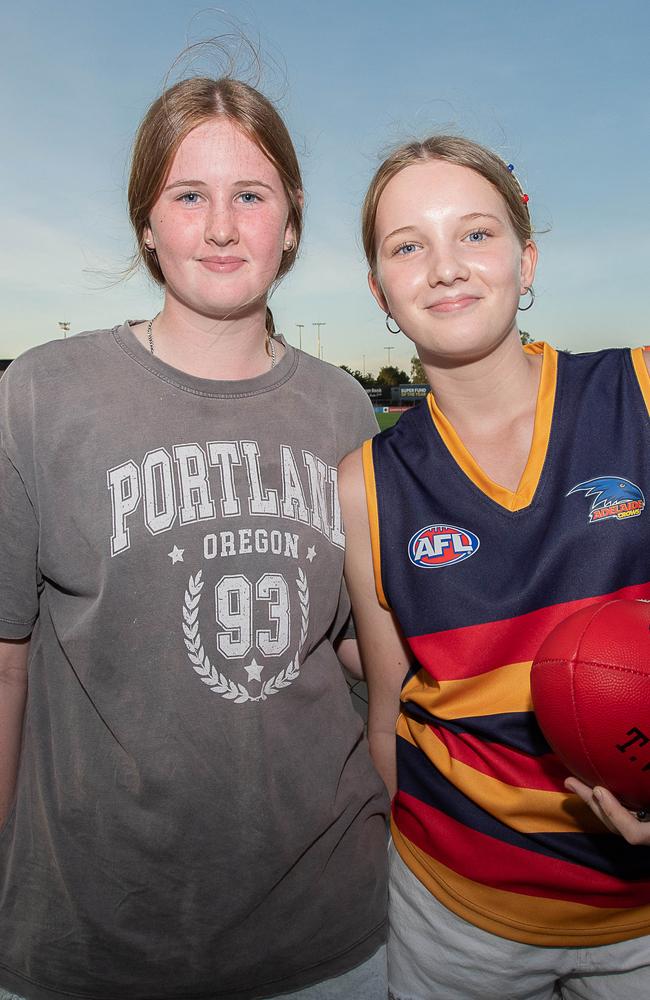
[361,135,532,272]
[128,77,303,333]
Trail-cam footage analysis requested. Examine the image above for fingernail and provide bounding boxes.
[593,788,603,803]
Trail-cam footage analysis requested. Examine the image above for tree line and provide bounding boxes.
[340,332,533,391]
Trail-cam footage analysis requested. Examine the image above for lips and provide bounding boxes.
[198,256,246,273]
[427,295,480,313]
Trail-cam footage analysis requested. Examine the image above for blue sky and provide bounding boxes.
[2,0,649,372]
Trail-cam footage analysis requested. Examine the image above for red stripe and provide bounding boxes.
[433,726,570,792]
[395,791,650,908]
[408,582,650,680]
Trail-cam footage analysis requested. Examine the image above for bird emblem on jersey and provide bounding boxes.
[567,476,645,524]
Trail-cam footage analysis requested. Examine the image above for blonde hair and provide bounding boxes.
[128,77,303,334]
[361,135,532,272]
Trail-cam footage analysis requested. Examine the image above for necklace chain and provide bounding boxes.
[146,314,276,369]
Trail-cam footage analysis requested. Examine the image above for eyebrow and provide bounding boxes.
[459,212,504,223]
[382,212,504,245]
[164,178,276,191]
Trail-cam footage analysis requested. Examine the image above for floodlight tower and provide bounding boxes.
[296,324,304,350]
[313,322,325,360]
[58,321,71,339]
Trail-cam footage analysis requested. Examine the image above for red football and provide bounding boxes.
[530,598,650,810]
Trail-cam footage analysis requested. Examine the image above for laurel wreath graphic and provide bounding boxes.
[182,569,309,703]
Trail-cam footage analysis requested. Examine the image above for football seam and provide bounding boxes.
[533,658,647,677]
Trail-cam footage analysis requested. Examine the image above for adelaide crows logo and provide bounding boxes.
[567,476,645,523]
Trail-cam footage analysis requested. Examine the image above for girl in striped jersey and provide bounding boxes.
[339,136,650,999]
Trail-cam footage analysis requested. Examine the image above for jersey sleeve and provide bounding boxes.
[0,368,40,639]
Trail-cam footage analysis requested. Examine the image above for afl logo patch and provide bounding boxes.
[408,524,480,569]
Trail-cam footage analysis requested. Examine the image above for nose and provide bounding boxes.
[204,198,238,246]
[426,241,470,287]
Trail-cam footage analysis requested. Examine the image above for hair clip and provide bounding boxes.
[506,163,530,206]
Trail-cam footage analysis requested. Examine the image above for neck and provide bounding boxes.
[420,329,541,429]
[138,295,281,380]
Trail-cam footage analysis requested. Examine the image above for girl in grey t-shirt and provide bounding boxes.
[0,75,388,1000]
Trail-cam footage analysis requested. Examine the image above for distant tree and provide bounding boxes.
[339,365,375,389]
[377,365,410,389]
[410,354,427,383]
[519,330,534,345]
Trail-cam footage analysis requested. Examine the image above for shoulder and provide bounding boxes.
[3,325,121,389]
[1,325,124,446]
[294,350,372,400]
[292,350,378,455]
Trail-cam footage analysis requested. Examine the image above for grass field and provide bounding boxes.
[375,411,403,431]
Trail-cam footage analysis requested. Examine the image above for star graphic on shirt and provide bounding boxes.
[306,546,316,563]
[168,545,184,564]
[244,658,264,683]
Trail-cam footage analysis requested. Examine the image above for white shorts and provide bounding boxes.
[388,841,650,1000]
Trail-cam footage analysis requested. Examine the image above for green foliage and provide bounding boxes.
[410,354,427,383]
[377,365,410,388]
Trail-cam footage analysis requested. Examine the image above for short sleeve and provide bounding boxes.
[0,445,39,638]
[335,376,379,461]
[0,360,40,639]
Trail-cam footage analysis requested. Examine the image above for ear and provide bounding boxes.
[143,223,155,252]
[368,269,389,314]
[283,221,295,251]
[519,239,538,294]
[283,189,304,249]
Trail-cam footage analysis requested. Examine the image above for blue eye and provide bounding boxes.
[394,242,418,256]
[466,229,489,243]
[238,192,260,204]
[179,191,201,205]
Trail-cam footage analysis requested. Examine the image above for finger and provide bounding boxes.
[592,787,650,845]
[564,778,618,833]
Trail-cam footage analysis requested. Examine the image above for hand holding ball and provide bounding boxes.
[530,599,650,811]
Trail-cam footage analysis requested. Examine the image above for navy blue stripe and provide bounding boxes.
[397,736,650,879]
[402,704,550,756]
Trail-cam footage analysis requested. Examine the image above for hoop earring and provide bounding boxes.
[385,312,401,335]
[518,286,535,311]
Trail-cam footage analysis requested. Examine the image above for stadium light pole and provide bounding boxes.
[58,321,70,339]
[385,346,394,367]
[313,322,325,360]
[362,354,366,376]
[296,324,304,350]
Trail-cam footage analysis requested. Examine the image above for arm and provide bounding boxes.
[339,447,411,797]
[335,637,365,681]
[565,777,650,845]
[0,637,29,825]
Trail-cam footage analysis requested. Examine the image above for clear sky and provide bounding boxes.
[2,0,649,373]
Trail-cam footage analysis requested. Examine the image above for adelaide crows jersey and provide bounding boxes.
[364,342,650,945]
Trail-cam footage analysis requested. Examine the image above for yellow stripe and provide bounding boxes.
[392,825,650,945]
[361,438,389,610]
[396,718,602,834]
[402,660,533,718]
[631,347,650,417]
[426,341,557,511]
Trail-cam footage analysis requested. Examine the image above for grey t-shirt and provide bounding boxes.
[0,323,388,1000]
